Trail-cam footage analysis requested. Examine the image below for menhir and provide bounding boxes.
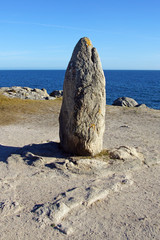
[59,37,106,156]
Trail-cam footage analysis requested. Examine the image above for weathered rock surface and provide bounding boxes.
[112,97,138,107]
[0,86,55,100]
[59,37,106,156]
[135,103,148,108]
[32,174,132,231]
[108,146,144,161]
[47,146,144,176]
[50,90,63,98]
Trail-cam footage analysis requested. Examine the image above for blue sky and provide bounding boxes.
[0,0,160,70]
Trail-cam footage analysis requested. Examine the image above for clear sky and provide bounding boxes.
[0,0,160,70]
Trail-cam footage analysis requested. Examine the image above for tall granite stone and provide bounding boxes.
[59,37,106,156]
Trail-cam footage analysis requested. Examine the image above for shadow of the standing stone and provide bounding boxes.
[0,144,20,163]
[0,142,70,165]
[19,141,71,166]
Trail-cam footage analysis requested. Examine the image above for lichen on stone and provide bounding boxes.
[90,123,96,130]
[84,37,92,47]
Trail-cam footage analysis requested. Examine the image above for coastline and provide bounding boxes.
[0,69,160,109]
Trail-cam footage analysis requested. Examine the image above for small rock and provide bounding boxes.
[109,146,144,161]
[50,90,63,98]
[135,104,148,108]
[112,97,138,107]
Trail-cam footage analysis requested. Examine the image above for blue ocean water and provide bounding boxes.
[0,70,160,109]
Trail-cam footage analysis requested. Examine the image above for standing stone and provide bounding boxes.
[59,37,106,156]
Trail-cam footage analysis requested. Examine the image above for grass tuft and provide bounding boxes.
[94,149,110,158]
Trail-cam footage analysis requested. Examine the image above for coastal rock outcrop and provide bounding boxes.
[112,97,138,107]
[59,37,106,156]
[0,86,54,100]
[50,90,63,98]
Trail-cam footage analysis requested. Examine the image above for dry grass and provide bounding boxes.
[95,149,110,158]
[69,149,111,162]
[0,94,62,125]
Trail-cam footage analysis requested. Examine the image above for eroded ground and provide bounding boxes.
[0,103,160,239]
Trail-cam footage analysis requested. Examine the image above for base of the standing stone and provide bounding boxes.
[59,136,104,156]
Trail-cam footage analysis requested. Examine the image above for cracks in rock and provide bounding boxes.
[91,47,97,64]
[31,174,132,234]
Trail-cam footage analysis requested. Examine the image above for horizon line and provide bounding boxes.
[0,69,160,71]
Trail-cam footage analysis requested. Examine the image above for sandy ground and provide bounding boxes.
[0,104,160,240]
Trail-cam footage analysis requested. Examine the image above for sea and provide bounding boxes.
[0,70,160,110]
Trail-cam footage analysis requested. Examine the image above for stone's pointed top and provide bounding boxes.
[78,37,92,47]
[83,37,92,47]
[70,37,102,68]
[71,37,93,57]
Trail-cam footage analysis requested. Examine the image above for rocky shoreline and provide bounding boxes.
[0,86,63,100]
[0,86,149,109]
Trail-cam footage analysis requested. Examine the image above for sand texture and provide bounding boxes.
[0,104,160,239]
